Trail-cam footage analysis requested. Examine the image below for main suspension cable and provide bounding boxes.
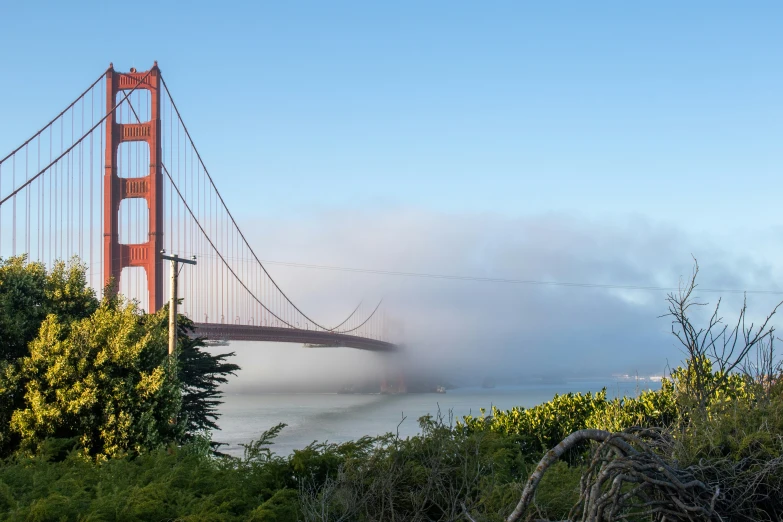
[160,160,301,329]
[159,74,378,333]
[0,71,107,167]
[0,70,152,207]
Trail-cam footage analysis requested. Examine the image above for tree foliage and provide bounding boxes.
[0,257,48,365]
[8,299,180,458]
[0,257,100,456]
[176,315,240,442]
[0,256,97,364]
[458,386,678,465]
[0,256,240,458]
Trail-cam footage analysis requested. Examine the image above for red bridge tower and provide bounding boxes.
[103,63,164,312]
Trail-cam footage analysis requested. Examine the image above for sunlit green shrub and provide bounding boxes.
[459,390,610,461]
[458,356,766,464]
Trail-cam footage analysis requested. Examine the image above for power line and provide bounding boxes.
[202,254,783,296]
[78,246,781,296]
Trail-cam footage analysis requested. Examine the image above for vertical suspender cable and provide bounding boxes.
[49,126,53,265]
[90,86,94,277]
[80,96,84,260]
[25,145,29,255]
[100,88,104,298]
[37,136,41,261]
[57,117,62,260]
[12,155,15,254]
[70,107,74,256]
[0,161,3,252]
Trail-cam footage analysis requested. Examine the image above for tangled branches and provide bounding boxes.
[507,428,721,522]
[298,413,500,522]
[691,448,783,521]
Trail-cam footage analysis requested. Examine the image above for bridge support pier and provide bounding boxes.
[380,373,407,394]
[380,357,407,394]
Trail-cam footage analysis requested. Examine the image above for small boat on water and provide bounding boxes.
[435,385,446,394]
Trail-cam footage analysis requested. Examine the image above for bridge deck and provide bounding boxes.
[191,323,398,352]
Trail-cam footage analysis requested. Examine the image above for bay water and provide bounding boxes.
[213,380,660,456]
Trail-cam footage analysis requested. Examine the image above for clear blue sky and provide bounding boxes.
[0,1,781,232]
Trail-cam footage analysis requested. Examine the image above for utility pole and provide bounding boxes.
[160,251,197,357]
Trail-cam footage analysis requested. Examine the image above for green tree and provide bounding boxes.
[44,257,100,327]
[9,297,181,458]
[0,256,99,456]
[0,256,241,458]
[0,256,98,364]
[0,256,49,364]
[176,315,241,443]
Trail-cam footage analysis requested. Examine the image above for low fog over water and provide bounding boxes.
[212,210,783,392]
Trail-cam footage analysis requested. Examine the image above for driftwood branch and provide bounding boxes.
[507,428,723,522]
[506,429,621,522]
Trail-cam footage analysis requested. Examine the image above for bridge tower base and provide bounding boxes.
[380,368,407,394]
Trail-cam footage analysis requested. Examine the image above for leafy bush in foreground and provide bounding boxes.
[458,384,677,464]
[0,418,577,522]
[0,256,240,459]
[9,297,179,459]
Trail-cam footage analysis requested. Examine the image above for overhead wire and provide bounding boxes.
[249,259,783,295]
[180,251,783,296]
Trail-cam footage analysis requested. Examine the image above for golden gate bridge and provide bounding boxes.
[0,62,400,358]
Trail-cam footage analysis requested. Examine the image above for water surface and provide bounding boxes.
[214,380,660,456]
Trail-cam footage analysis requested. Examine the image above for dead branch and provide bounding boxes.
[507,428,723,522]
[663,258,782,409]
[506,429,634,522]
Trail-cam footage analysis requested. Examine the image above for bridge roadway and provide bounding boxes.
[191,323,398,352]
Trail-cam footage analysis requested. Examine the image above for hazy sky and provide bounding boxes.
[1,2,781,384]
